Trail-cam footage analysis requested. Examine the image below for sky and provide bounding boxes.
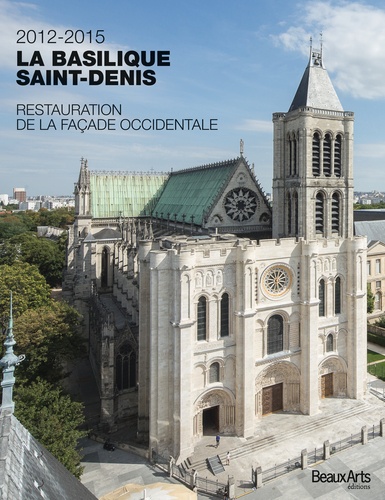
[1,0,385,196]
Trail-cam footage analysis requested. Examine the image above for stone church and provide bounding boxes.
[64,46,367,461]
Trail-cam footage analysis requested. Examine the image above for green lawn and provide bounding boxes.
[367,350,385,381]
[368,362,385,380]
[367,349,385,363]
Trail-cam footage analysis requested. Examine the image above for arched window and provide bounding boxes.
[312,132,321,176]
[220,293,229,337]
[290,135,297,176]
[334,134,342,177]
[318,280,325,316]
[323,133,332,176]
[287,190,298,236]
[197,296,207,341]
[331,192,340,234]
[288,135,292,176]
[287,191,292,234]
[209,362,220,383]
[326,333,333,352]
[335,276,341,314]
[267,315,284,354]
[319,279,325,316]
[116,343,136,390]
[293,191,299,235]
[315,193,325,235]
[101,247,109,287]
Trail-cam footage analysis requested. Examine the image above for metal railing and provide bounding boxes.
[258,420,384,488]
[263,456,301,483]
[195,475,228,496]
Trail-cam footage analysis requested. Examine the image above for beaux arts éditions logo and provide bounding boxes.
[312,470,371,490]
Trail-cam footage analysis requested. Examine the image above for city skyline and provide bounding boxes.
[1,0,385,195]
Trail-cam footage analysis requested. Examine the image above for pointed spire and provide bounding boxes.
[78,157,90,188]
[0,293,25,414]
[289,41,343,112]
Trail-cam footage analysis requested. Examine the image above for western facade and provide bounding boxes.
[64,45,367,461]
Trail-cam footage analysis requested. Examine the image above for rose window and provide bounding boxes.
[262,265,292,297]
[224,188,258,222]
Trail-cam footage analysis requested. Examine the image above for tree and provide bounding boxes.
[0,262,51,328]
[367,283,375,314]
[0,214,30,239]
[0,208,75,242]
[0,232,65,286]
[14,379,86,478]
[37,207,75,229]
[13,301,85,383]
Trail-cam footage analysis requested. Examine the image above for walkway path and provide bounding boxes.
[79,342,385,499]
[186,355,385,498]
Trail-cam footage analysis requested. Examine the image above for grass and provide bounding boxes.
[367,348,385,381]
[368,362,385,380]
[367,349,385,363]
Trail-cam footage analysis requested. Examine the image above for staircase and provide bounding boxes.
[186,400,372,473]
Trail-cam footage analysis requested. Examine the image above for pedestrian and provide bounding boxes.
[226,451,230,465]
[216,435,220,447]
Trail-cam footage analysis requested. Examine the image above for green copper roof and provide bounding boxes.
[152,159,238,225]
[90,172,169,218]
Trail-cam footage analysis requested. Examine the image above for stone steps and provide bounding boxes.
[187,401,372,472]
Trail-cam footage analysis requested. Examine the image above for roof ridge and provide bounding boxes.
[202,159,241,222]
[170,157,241,176]
[90,170,169,176]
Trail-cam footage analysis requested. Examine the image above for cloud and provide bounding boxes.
[356,143,385,159]
[274,1,385,99]
[237,119,272,133]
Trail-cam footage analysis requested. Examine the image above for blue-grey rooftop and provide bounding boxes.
[0,410,97,500]
[354,220,385,244]
[289,48,343,112]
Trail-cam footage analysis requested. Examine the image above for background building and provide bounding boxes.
[13,187,26,203]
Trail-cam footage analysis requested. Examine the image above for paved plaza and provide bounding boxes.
[80,342,385,499]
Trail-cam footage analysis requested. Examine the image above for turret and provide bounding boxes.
[272,42,354,241]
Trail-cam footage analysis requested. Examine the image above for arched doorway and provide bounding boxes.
[319,356,347,398]
[255,361,301,417]
[202,406,219,434]
[194,389,235,439]
[262,382,283,415]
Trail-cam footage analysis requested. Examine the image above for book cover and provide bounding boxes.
[2,1,384,499]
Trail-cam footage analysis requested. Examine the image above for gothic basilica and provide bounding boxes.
[64,46,367,461]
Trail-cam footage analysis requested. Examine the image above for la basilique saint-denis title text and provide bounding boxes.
[16,50,171,86]
[16,29,170,85]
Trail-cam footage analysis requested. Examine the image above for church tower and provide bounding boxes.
[272,43,354,240]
